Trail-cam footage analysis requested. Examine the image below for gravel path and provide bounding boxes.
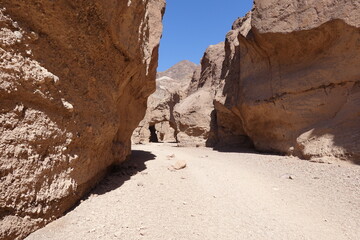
[27,143,360,240]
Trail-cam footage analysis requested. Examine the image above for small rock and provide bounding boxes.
[61,98,74,112]
[280,173,295,180]
[173,160,187,170]
[166,154,175,160]
[137,182,144,187]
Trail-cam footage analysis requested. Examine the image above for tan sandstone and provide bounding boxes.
[0,1,165,239]
[227,0,360,162]
[174,0,360,163]
[132,60,198,144]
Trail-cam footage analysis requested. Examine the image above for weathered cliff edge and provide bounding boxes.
[227,0,360,162]
[177,0,360,162]
[0,0,165,239]
[132,60,198,144]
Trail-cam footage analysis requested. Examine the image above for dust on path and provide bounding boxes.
[27,143,360,240]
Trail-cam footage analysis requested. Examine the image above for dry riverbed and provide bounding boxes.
[27,143,360,240]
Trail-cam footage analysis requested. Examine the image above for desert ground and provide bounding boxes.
[26,143,360,240]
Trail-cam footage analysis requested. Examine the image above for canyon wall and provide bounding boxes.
[0,0,165,239]
[132,60,197,144]
[176,0,360,162]
[227,0,360,161]
[173,43,226,147]
[173,15,252,148]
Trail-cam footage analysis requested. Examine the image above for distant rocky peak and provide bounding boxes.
[157,60,199,81]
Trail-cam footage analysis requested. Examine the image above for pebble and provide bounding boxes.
[166,154,175,160]
[173,160,187,170]
[280,173,295,180]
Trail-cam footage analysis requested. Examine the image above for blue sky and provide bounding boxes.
[157,0,253,71]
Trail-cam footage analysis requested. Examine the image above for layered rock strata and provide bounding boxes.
[0,0,165,239]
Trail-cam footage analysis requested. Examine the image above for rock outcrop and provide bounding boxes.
[174,0,360,162]
[156,60,198,81]
[173,43,225,147]
[223,0,360,162]
[0,1,165,239]
[173,17,252,148]
[132,60,198,144]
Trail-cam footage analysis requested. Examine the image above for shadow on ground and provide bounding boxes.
[91,150,156,195]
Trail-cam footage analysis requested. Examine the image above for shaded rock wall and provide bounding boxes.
[131,76,181,144]
[0,0,165,239]
[132,61,198,144]
[173,15,253,148]
[223,0,360,161]
[174,43,226,147]
[174,0,359,162]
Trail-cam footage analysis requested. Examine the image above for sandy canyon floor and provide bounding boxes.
[26,143,360,240]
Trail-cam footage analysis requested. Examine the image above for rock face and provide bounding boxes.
[132,60,198,144]
[173,19,252,148]
[0,1,165,239]
[157,60,198,81]
[174,43,226,147]
[174,0,360,162]
[222,0,360,161]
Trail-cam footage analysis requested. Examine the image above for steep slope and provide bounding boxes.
[157,60,199,81]
[223,0,360,161]
[175,0,360,162]
[0,1,165,239]
[132,61,198,144]
[174,43,226,147]
[173,15,253,148]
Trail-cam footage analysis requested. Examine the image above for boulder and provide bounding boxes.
[0,0,165,239]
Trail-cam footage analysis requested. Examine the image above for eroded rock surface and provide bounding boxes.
[173,16,253,148]
[174,0,360,161]
[174,43,225,147]
[132,60,198,144]
[222,0,360,161]
[0,0,165,239]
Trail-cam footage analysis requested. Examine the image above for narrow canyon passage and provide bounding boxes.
[26,144,360,240]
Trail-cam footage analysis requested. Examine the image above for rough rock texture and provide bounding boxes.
[173,20,252,148]
[0,1,165,239]
[213,14,253,148]
[174,0,360,161]
[222,0,360,162]
[132,61,198,144]
[174,43,226,147]
[156,60,198,81]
